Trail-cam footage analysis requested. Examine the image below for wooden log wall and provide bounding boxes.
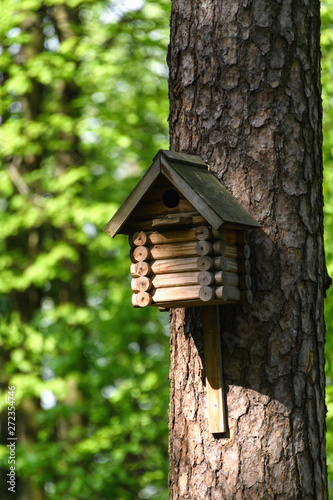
[129,224,253,308]
[207,227,253,306]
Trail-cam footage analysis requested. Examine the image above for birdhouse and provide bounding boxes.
[104,150,262,434]
[104,150,261,310]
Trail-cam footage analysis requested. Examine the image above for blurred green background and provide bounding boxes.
[322,1,333,496]
[0,0,332,498]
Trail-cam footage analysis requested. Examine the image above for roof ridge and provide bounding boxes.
[156,149,208,168]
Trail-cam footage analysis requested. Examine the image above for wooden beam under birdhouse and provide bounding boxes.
[202,306,227,434]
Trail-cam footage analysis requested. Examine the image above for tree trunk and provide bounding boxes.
[168,0,329,498]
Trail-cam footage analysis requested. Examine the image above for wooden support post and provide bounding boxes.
[202,306,227,434]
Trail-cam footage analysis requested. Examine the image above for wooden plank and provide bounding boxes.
[202,306,227,433]
[124,214,206,233]
[131,240,216,262]
[150,241,199,260]
[152,216,194,228]
[148,225,210,244]
[151,285,201,302]
[150,256,199,274]
[130,226,210,246]
[151,271,200,288]
[151,299,238,308]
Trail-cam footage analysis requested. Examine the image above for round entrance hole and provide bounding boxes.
[162,189,180,208]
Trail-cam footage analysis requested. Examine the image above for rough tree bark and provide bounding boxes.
[167,0,329,498]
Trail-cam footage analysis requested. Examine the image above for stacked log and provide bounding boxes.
[130,226,210,307]
[129,225,252,307]
[196,228,252,305]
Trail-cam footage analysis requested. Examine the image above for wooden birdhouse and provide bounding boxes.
[104,150,261,434]
[104,150,261,309]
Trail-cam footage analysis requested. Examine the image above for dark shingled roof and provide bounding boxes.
[104,150,261,237]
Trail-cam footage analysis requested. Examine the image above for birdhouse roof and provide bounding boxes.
[104,150,261,237]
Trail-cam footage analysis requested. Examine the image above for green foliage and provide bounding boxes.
[322,0,333,496]
[1,0,333,497]
[0,0,170,498]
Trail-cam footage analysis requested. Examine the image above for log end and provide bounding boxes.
[241,290,253,305]
[132,292,152,307]
[131,261,151,277]
[199,286,215,302]
[129,230,148,247]
[132,245,151,262]
[197,256,214,271]
[131,276,152,293]
[196,240,213,256]
[198,271,214,286]
[195,225,211,241]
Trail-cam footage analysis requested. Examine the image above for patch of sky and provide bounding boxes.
[139,485,158,499]
[9,101,22,113]
[128,342,140,353]
[100,0,144,24]
[91,164,106,176]
[92,92,106,104]
[42,367,55,382]
[81,131,100,144]
[83,222,98,239]
[6,27,21,38]
[149,61,169,77]
[146,343,164,359]
[44,37,60,52]
[8,44,21,55]
[101,385,117,398]
[41,389,57,410]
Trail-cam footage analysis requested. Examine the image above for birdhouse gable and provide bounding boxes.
[104,150,261,238]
